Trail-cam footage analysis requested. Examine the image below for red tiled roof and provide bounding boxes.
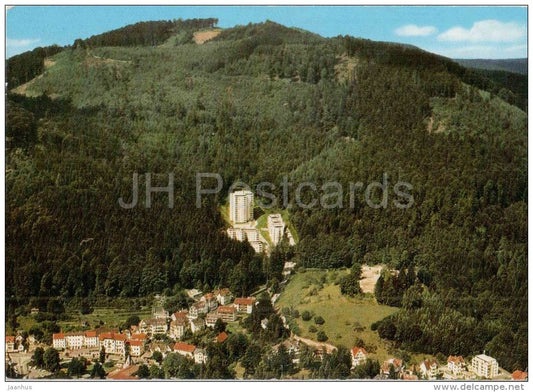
[131,333,147,340]
[174,342,196,353]
[512,370,528,380]
[99,332,126,341]
[171,318,187,327]
[216,332,228,343]
[423,359,438,369]
[6,336,15,343]
[53,333,65,340]
[218,306,236,314]
[173,311,188,319]
[107,365,139,380]
[84,331,97,338]
[351,346,368,356]
[234,297,256,305]
[215,288,231,296]
[447,355,465,364]
[382,358,403,372]
[128,340,144,347]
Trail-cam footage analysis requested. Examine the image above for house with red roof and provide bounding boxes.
[99,332,127,355]
[234,297,256,314]
[174,342,196,358]
[201,293,219,311]
[6,336,16,352]
[107,365,138,380]
[381,358,404,377]
[420,359,439,380]
[217,306,237,322]
[52,333,66,350]
[512,370,528,381]
[128,339,145,357]
[169,318,188,340]
[171,310,188,322]
[189,301,208,319]
[64,332,85,350]
[84,331,99,348]
[350,346,368,368]
[138,318,168,336]
[131,333,147,341]
[214,288,233,305]
[447,355,466,376]
[215,332,228,343]
[205,311,222,328]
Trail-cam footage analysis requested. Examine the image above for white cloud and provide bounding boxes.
[429,44,527,59]
[7,38,40,48]
[395,24,437,37]
[438,20,525,43]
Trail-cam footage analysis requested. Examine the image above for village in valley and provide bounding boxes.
[4,191,526,381]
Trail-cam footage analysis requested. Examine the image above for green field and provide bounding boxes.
[15,304,153,335]
[276,269,397,362]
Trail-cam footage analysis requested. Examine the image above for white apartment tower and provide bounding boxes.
[471,354,499,379]
[268,214,286,245]
[229,190,254,223]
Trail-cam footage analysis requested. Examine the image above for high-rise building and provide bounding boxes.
[471,354,499,379]
[268,213,286,245]
[229,190,254,223]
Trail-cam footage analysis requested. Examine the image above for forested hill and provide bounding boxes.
[455,58,527,75]
[6,19,527,370]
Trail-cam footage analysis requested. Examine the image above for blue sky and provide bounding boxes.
[6,5,528,59]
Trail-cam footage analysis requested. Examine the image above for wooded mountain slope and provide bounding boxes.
[6,20,527,370]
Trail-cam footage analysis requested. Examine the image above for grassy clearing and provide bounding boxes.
[276,269,397,362]
[16,305,152,334]
[220,203,231,226]
[60,306,152,330]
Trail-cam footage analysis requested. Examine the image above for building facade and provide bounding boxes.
[268,214,286,245]
[229,190,254,223]
[472,354,499,379]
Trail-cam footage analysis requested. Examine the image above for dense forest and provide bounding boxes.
[6,19,527,371]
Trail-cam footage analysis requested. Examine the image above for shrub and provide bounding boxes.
[317,331,328,342]
[309,325,317,333]
[302,311,312,321]
[314,316,325,325]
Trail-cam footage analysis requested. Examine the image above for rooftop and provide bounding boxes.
[218,305,236,314]
[234,297,256,306]
[174,342,196,353]
[215,332,228,343]
[474,354,497,363]
[351,346,368,356]
[447,355,465,364]
[231,190,253,196]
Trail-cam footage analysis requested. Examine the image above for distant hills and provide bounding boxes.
[454,58,527,75]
